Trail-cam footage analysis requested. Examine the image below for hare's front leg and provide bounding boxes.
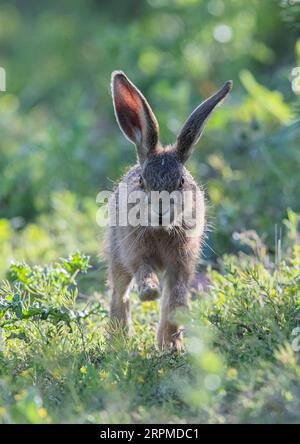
[135,264,160,302]
[158,266,191,351]
[110,263,132,332]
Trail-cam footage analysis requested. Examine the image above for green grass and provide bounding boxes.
[1,211,300,424]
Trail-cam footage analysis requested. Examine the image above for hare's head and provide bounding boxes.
[111,71,232,226]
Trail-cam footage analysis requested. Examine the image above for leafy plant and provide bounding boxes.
[0,253,106,342]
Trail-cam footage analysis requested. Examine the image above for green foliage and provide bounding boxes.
[0,0,299,259]
[0,191,101,277]
[281,0,300,30]
[0,252,104,333]
[0,216,300,423]
[207,248,300,365]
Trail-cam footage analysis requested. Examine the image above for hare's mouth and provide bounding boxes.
[150,207,174,228]
[152,208,170,217]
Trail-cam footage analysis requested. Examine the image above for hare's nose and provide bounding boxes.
[152,208,169,217]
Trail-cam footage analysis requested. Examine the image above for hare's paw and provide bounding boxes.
[158,324,185,352]
[139,282,160,302]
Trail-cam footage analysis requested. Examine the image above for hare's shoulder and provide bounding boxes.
[118,164,142,188]
[111,164,141,201]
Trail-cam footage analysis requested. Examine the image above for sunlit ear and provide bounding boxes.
[176,80,233,163]
[111,71,159,163]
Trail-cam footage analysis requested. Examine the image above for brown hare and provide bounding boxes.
[107,71,232,351]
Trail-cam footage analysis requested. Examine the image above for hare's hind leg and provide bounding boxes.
[110,262,132,332]
[135,264,160,302]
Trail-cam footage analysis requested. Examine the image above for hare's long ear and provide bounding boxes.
[111,71,159,164]
[176,80,233,163]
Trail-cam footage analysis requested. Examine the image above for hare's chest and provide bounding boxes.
[140,229,183,269]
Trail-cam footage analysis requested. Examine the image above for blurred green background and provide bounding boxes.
[0,0,300,276]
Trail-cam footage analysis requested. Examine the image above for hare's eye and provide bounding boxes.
[139,175,145,188]
[179,176,185,189]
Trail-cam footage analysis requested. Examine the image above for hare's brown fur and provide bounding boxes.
[107,71,232,350]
